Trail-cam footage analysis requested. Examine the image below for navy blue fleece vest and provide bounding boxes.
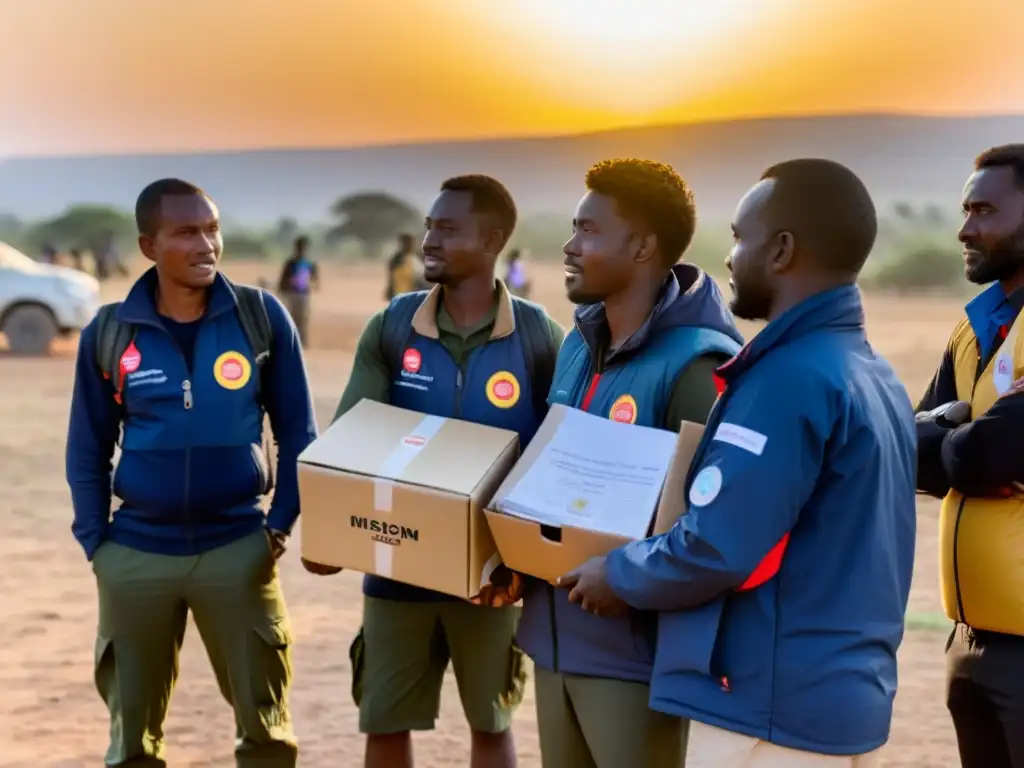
[389,331,540,441]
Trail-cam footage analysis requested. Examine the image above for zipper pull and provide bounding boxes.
[456,370,463,390]
[182,380,193,410]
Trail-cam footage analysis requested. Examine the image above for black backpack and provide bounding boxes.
[379,291,559,419]
[94,285,276,484]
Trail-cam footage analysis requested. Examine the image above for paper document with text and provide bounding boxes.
[494,407,678,539]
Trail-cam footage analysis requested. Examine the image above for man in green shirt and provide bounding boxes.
[308,174,563,768]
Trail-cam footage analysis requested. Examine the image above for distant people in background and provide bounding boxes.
[385,233,425,299]
[277,235,319,347]
[504,248,531,298]
[40,244,57,264]
[69,247,84,272]
[94,231,129,281]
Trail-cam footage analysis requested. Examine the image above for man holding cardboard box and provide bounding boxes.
[320,174,564,768]
[563,159,918,767]
[514,158,744,768]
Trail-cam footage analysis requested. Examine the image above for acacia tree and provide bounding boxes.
[326,192,420,259]
[27,204,135,255]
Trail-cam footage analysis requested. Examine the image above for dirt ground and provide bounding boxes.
[0,259,964,766]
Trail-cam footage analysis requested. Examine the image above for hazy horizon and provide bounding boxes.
[4,109,1023,163]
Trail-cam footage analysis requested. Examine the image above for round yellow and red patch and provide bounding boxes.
[486,371,521,409]
[609,394,638,424]
[213,350,252,390]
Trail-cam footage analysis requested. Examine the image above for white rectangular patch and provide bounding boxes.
[713,422,768,456]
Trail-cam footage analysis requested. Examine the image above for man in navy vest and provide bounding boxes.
[564,159,917,767]
[515,158,744,768]
[322,175,564,768]
[65,179,317,767]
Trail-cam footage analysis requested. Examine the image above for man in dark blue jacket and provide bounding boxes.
[65,178,317,768]
[562,159,917,766]
[519,158,744,768]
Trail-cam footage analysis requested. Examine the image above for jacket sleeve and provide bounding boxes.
[604,364,833,612]
[333,311,391,422]
[915,338,960,498]
[262,293,319,533]
[942,390,1024,495]
[65,319,120,560]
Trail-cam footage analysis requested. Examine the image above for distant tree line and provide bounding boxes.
[0,196,964,293]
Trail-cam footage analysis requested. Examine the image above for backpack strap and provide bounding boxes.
[511,298,559,419]
[233,285,274,406]
[380,291,429,375]
[94,302,136,407]
[232,284,276,494]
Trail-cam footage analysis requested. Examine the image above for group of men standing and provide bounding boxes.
[65,144,1024,768]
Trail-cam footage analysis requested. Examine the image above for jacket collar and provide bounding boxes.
[965,282,1024,361]
[573,268,683,364]
[411,279,516,340]
[717,283,865,383]
[116,267,241,327]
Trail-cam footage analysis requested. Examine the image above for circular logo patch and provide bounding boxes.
[120,342,142,374]
[609,394,638,424]
[213,351,252,391]
[486,371,521,409]
[689,466,723,508]
[403,348,422,374]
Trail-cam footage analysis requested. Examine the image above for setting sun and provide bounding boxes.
[475,0,781,118]
[519,0,744,47]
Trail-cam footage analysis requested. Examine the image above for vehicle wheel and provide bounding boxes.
[3,305,58,356]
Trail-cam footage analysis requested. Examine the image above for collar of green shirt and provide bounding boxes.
[411,280,516,342]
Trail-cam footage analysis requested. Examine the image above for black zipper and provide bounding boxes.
[951,343,998,626]
[182,377,193,552]
[455,361,466,418]
[127,318,196,548]
[164,335,195,553]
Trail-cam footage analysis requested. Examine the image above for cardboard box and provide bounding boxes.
[485,405,705,582]
[298,399,520,599]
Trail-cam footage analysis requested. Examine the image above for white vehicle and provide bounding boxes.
[0,241,100,355]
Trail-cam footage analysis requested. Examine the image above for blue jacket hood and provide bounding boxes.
[573,264,744,364]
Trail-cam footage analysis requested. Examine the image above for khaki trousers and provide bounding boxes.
[686,722,881,768]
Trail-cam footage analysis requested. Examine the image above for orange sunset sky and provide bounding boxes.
[2,0,1023,158]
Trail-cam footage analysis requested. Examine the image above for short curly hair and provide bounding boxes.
[585,159,697,267]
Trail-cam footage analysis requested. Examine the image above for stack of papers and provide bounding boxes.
[493,407,678,540]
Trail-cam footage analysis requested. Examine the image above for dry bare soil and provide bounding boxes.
[0,261,962,766]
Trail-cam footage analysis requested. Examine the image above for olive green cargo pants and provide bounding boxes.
[91,529,296,767]
[535,666,688,768]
